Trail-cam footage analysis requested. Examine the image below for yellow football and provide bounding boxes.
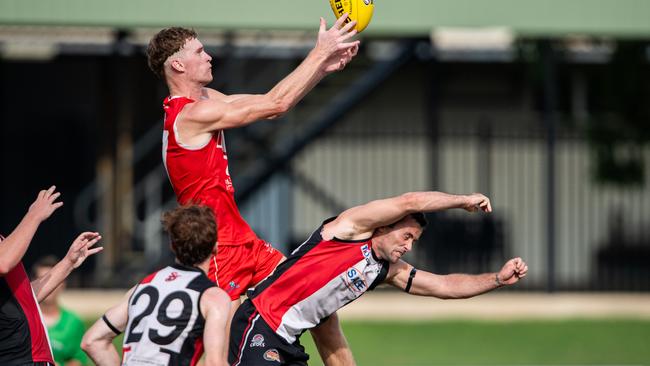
[329,0,374,33]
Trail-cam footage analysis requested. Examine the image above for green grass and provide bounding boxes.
[300,320,650,366]
[83,319,650,365]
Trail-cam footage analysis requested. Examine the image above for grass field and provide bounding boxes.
[300,320,650,365]
[84,319,650,365]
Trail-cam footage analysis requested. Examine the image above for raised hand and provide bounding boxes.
[463,193,492,213]
[315,14,361,73]
[497,257,528,285]
[28,186,63,222]
[64,232,103,269]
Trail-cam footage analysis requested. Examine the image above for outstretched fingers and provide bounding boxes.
[350,43,359,57]
[86,246,104,256]
[319,17,327,34]
[337,39,360,51]
[332,12,350,30]
[337,29,358,44]
[84,233,102,247]
[337,18,357,34]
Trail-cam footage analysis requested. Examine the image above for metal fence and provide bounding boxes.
[243,58,650,292]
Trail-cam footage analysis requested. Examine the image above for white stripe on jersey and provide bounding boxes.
[233,313,261,366]
[275,257,384,343]
[172,118,211,150]
[162,129,169,173]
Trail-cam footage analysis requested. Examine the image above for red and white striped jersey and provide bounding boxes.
[122,264,215,366]
[162,96,258,246]
[249,219,389,343]
[0,262,54,365]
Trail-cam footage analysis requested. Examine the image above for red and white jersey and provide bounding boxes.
[249,218,389,343]
[162,96,257,245]
[0,261,54,365]
[122,264,215,366]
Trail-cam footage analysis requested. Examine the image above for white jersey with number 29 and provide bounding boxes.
[122,264,215,366]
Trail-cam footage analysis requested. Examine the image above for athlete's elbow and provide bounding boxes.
[81,330,106,355]
[273,99,291,118]
[398,192,421,213]
[264,93,291,119]
[0,260,13,276]
[80,333,95,354]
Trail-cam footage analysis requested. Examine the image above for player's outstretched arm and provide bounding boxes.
[201,288,231,366]
[82,287,134,366]
[187,15,359,132]
[329,191,492,240]
[386,258,528,299]
[31,232,103,302]
[0,186,62,276]
[310,312,356,366]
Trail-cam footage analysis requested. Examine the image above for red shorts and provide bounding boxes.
[207,238,284,300]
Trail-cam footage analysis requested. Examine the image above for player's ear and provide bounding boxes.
[169,58,185,73]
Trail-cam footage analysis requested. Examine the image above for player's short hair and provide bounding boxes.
[147,27,198,79]
[409,212,428,229]
[162,205,217,267]
[31,255,59,278]
[388,213,428,229]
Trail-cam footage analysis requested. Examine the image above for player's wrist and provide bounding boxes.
[308,47,332,75]
[309,45,328,63]
[25,209,46,224]
[494,273,503,288]
[459,194,473,209]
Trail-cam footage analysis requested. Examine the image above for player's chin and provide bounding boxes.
[202,72,213,84]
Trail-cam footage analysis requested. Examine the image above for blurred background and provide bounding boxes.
[1,0,649,364]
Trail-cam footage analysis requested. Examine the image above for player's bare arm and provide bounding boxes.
[31,232,102,302]
[82,287,134,366]
[0,186,62,275]
[326,191,492,241]
[200,288,231,366]
[385,258,528,298]
[181,16,359,135]
[310,313,356,366]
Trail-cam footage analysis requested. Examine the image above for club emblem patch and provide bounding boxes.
[225,281,240,293]
[263,349,281,362]
[165,272,179,282]
[360,244,371,259]
[343,266,367,293]
[250,334,265,347]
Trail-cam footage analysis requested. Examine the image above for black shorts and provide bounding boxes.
[229,300,309,366]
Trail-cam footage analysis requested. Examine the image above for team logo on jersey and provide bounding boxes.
[250,334,265,347]
[165,272,180,282]
[361,244,371,259]
[225,177,234,192]
[263,349,281,362]
[225,281,240,294]
[344,267,367,293]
